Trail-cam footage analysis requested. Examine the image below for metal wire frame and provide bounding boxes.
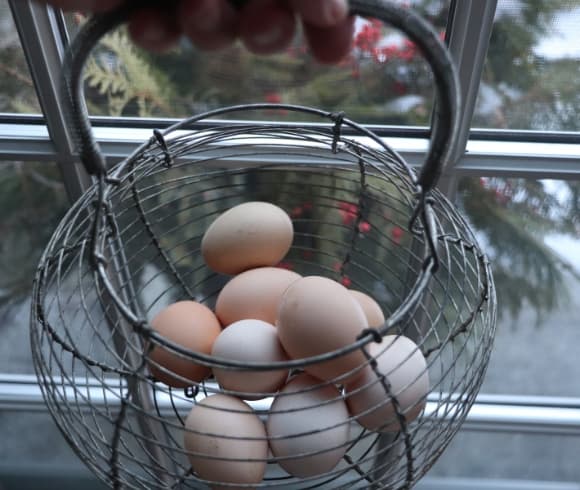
[31,116,496,489]
[30,0,495,488]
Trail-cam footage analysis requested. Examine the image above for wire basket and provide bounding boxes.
[31,1,496,489]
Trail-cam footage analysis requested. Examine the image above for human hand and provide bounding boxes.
[37,0,354,64]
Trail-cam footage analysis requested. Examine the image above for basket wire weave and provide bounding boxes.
[31,1,497,489]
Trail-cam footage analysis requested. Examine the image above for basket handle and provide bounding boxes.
[63,0,460,192]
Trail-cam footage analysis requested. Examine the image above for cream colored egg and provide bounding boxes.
[277,276,368,383]
[202,202,293,275]
[216,267,301,327]
[349,290,385,328]
[267,373,350,478]
[149,301,221,388]
[345,336,429,432]
[211,319,289,399]
[184,394,268,490]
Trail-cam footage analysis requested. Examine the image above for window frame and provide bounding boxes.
[3,0,580,464]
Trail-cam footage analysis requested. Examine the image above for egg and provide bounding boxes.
[345,336,429,432]
[349,290,385,328]
[216,267,301,327]
[267,373,350,478]
[211,319,289,399]
[148,301,221,387]
[201,202,293,275]
[184,394,268,489]
[277,276,368,383]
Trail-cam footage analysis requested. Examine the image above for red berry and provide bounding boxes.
[393,81,407,95]
[358,221,371,233]
[391,226,404,244]
[339,210,356,225]
[264,92,282,104]
[277,261,294,270]
[291,206,303,218]
[341,277,352,287]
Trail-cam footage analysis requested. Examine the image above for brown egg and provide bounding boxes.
[277,276,369,383]
[216,267,301,327]
[184,394,268,489]
[201,202,293,275]
[349,290,385,328]
[149,301,221,387]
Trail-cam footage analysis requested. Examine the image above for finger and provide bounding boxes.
[128,7,181,53]
[239,0,296,55]
[303,16,355,64]
[35,0,123,13]
[290,0,349,28]
[179,0,238,51]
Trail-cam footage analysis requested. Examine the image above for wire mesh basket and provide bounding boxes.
[31,1,496,489]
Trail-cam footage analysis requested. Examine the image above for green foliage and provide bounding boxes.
[0,163,68,313]
[84,28,175,117]
[1,2,579,325]
[0,37,40,113]
[458,178,578,321]
[479,0,580,130]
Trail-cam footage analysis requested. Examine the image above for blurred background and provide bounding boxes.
[1,0,580,488]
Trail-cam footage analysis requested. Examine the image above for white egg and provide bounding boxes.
[345,336,429,432]
[211,319,289,399]
[267,373,350,478]
[184,394,268,489]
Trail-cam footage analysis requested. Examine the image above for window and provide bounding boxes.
[64,1,451,124]
[473,0,580,131]
[0,410,105,488]
[3,0,580,489]
[0,0,41,114]
[0,162,68,373]
[428,177,580,485]
[458,178,580,398]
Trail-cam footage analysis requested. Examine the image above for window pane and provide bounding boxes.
[430,430,580,484]
[0,410,105,488]
[0,0,41,114]
[0,162,68,373]
[65,0,450,124]
[457,177,580,396]
[473,0,580,131]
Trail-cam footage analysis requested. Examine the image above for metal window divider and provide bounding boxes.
[8,0,91,201]
[9,1,177,483]
[369,3,500,482]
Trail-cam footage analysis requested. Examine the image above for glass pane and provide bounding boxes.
[473,0,580,131]
[0,162,68,373]
[0,410,104,485]
[430,430,580,483]
[0,0,41,114]
[65,0,450,124]
[457,177,580,396]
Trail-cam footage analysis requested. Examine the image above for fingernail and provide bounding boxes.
[140,22,167,44]
[250,25,284,48]
[186,1,219,32]
[323,0,348,24]
[179,0,220,32]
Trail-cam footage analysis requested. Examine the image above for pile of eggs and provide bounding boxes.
[147,202,429,488]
